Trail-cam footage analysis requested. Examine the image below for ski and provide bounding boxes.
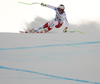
[19,31,43,33]
[19,31,27,33]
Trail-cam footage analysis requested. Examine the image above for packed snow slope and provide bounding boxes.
[0,31,100,84]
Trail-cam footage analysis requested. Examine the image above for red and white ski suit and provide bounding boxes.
[34,4,69,31]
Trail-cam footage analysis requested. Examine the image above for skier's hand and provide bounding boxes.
[41,3,46,6]
[63,27,68,33]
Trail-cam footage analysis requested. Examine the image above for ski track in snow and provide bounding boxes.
[0,66,100,84]
[0,41,100,50]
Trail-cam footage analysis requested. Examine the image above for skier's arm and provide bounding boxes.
[41,3,56,10]
[63,13,69,33]
[63,19,69,33]
[65,17,69,28]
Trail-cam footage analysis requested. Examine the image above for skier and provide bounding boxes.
[29,3,69,33]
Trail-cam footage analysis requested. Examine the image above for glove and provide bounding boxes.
[41,3,46,6]
[63,27,68,33]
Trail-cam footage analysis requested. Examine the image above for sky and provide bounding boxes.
[0,0,100,32]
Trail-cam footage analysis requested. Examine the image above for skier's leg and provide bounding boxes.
[29,20,54,33]
[55,22,63,28]
[28,19,60,33]
[43,19,58,32]
[34,26,43,31]
[43,22,48,28]
[46,21,63,32]
[46,20,58,32]
[28,26,43,33]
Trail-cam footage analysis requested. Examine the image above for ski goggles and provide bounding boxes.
[58,8,64,11]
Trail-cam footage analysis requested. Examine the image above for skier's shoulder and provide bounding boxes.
[54,7,58,11]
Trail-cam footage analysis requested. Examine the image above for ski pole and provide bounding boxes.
[75,30,84,34]
[67,30,84,34]
[18,2,41,5]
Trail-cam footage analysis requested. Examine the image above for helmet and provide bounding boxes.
[58,4,65,10]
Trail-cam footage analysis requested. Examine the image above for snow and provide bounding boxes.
[0,32,100,84]
[0,0,100,83]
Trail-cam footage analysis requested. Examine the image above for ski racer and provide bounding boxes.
[30,3,69,33]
